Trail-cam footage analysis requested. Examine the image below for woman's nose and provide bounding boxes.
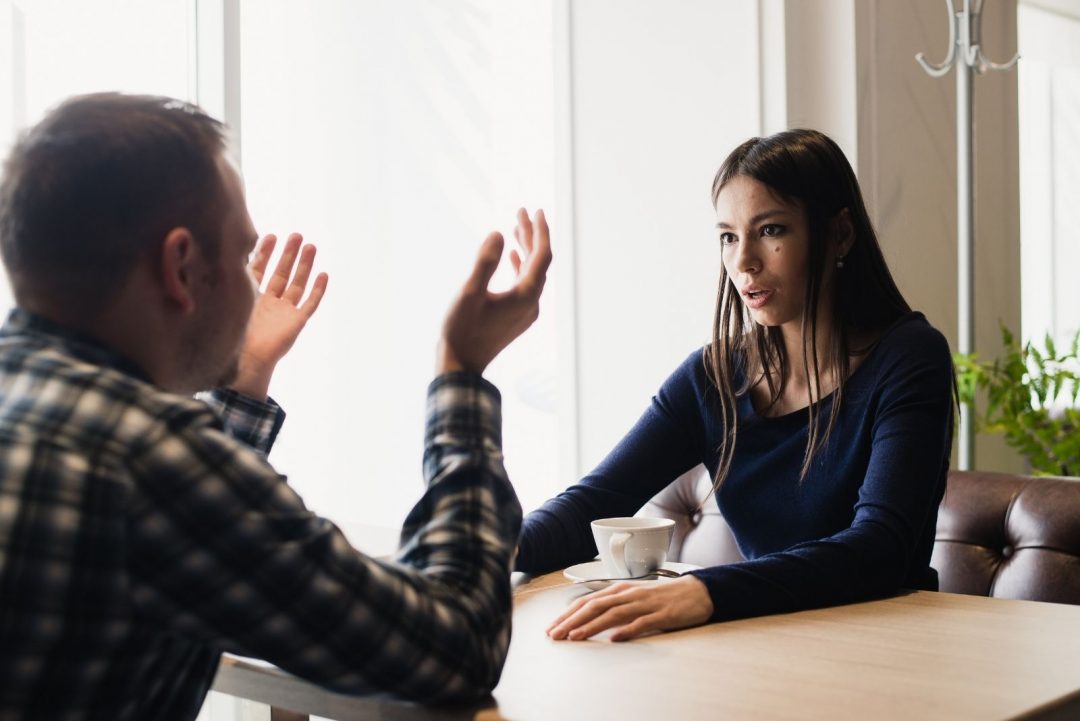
[733,239,760,274]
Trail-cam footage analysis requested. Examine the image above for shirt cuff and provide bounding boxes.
[425,372,502,457]
[200,388,286,454]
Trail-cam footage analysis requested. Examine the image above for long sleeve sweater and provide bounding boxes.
[517,312,954,622]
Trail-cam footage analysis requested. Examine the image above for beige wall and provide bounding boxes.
[782,0,1023,472]
[854,0,1023,473]
[784,0,859,161]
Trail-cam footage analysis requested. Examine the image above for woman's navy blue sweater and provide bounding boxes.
[517,313,954,622]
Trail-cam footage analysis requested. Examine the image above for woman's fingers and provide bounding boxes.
[608,612,664,642]
[564,603,646,641]
[547,576,713,642]
[546,585,604,632]
[547,583,638,638]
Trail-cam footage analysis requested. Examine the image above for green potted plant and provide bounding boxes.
[953,327,1080,477]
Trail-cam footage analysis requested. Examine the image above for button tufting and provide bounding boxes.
[1001,545,1014,559]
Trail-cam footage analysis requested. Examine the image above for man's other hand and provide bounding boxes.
[233,233,329,398]
[438,208,552,375]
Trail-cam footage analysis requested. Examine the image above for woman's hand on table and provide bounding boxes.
[547,575,714,642]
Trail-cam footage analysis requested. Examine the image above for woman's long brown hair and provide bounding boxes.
[704,130,911,500]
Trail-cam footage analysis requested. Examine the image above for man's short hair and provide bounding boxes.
[0,92,228,314]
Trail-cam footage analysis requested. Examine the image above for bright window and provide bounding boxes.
[1018,2,1080,349]
[237,0,562,529]
[0,0,195,311]
[1,0,764,544]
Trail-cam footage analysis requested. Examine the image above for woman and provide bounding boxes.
[516,129,954,641]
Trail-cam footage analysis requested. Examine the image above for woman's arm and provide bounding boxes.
[690,328,953,621]
[516,349,713,574]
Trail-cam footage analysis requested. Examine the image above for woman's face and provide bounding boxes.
[716,175,810,331]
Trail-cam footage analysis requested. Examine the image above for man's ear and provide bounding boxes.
[833,208,855,258]
[160,228,198,314]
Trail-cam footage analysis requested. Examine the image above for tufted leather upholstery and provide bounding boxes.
[640,465,1080,605]
[932,470,1080,604]
[639,465,743,567]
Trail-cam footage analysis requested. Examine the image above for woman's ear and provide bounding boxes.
[833,208,855,259]
[159,228,197,314]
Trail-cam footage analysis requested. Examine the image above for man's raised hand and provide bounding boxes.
[233,233,328,399]
[438,208,552,375]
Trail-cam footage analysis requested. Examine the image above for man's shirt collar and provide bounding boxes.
[0,307,154,383]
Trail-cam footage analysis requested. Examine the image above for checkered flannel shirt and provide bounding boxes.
[0,309,521,720]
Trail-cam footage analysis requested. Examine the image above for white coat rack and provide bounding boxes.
[916,0,1018,471]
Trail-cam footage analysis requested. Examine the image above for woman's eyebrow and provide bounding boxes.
[716,209,789,229]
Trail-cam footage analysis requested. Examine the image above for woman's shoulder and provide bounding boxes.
[854,312,953,390]
[870,312,950,360]
[653,346,726,409]
[663,346,714,391]
[668,344,750,388]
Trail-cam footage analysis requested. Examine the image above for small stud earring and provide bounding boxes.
[836,256,845,270]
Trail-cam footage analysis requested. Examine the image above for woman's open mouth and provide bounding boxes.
[742,289,773,309]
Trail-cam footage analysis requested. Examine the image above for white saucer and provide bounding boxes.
[563,560,702,590]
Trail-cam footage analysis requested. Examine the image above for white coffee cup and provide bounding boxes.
[590,517,676,578]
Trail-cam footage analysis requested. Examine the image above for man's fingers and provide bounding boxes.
[530,209,552,270]
[249,234,277,286]
[516,207,533,254]
[299,272,329,318]
[464,231,504,295]
[518,209,551,295]
[283,244,317,305]
[266,233,303,297]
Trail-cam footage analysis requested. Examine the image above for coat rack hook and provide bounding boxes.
[975,47,1020,74]
[912,0,1019,472]
[916,0,958,77]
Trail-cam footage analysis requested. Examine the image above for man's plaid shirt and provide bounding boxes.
[0,309,522,719]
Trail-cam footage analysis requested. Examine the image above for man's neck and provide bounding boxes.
[19,289,179,392]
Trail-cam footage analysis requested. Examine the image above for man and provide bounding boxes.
[0,92,550,719]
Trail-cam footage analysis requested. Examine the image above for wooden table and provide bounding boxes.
[212,571,1080,720]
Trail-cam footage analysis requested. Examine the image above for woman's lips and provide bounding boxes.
[742,288,774,309]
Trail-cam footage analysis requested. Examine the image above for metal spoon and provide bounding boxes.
[574,567,682,584]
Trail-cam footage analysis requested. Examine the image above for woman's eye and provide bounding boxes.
[719,232,737,245]
[761,224,784,237]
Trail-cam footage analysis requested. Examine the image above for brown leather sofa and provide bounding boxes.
[933,470,1080,603]
[640,465,1080,605]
